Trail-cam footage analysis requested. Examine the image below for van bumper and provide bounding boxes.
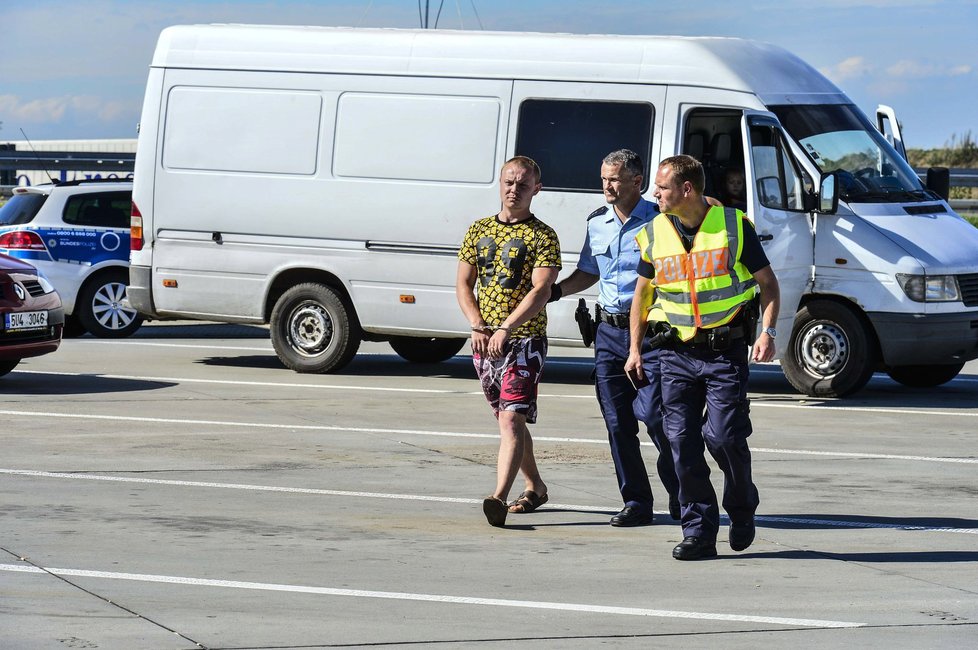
[867,311,978,366]
[126,265,159,319]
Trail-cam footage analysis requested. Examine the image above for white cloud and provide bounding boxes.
[886,60,974,79]
[0,94,135,125]
[821,56,875,82]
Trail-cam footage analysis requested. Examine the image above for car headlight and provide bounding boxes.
[35,272,56,294]
[896,273,961,302]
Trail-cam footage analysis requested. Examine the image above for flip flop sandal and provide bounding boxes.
[483,496,508,527]
[507,490,549,514]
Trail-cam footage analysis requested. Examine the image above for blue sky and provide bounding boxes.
[1,0,975,148]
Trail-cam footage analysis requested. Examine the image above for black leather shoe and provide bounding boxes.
[729,518,756,551]
[672,536,718,560]
[610,506,654,527]
[668,496,681,521]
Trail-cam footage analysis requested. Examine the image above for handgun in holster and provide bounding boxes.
[743,296,761,345]
[575,298,595,347]
[647,320,678,351]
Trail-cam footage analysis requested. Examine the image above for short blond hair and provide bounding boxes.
[504,156,542,184]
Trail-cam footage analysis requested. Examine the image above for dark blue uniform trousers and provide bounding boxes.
[594,322,680,515]
[659,341,759,541]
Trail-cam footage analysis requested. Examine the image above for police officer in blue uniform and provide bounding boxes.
[627,155,781,560]
[551,149,680,526]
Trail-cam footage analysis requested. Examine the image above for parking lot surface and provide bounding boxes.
[2,322,977,648]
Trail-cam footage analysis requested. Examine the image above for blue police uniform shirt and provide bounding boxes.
[576,197,659,314]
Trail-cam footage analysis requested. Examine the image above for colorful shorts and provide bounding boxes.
[472,336,548,424]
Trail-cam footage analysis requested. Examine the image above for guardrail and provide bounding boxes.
[914,167,978,188]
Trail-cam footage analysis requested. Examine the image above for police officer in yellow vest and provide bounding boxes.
[626,155,781,561]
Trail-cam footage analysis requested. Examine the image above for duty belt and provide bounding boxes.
[595,306,629,329]
[682,323,748,351]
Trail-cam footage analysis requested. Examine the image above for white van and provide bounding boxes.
[129,25,978,397]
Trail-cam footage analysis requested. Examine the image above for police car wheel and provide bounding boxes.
[389,336,466,363]
[782,299,877,398]
[0,359,20,377]
[76,270,144,338]
[886,363,964,388]
[270,282,361,373]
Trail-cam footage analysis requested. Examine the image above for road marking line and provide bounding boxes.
[0,409,974,465]
[2,469,975,535]
[0,563,862,628]
[13,371,978,414]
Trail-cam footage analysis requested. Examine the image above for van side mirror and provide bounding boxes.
[926,167,950,201]
[818,172,838,214]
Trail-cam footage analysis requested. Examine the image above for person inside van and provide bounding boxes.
[722,168,748,211]
[456,156,562,527]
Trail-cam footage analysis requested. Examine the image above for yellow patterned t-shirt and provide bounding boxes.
[458,214,562,338]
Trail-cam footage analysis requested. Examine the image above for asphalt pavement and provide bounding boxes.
[1,321,976,648]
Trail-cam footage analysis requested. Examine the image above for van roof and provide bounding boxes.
[153,25,847,105]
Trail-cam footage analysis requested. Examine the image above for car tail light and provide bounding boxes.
[0,230,46,250]
[131,201,143,251]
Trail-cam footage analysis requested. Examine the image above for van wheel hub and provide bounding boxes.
[799,323,848,376]
[288,303,333,355]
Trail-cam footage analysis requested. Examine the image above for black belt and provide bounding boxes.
[682,323,748,349]
[595,306,629,329]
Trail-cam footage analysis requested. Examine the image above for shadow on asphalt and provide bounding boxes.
[0,369,176,395]
[759,514,978,531]
[733,549,978,562]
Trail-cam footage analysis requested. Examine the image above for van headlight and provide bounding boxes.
[896,274,961,302]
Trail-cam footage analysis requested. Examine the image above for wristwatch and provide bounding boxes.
[763,327,777,339]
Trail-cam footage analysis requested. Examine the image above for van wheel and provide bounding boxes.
[781,300,876,398]
[0,359,20,377]
[886,363,964,388]
[76,270,143,338]
[270,283,361,373]
[389,336,466,363]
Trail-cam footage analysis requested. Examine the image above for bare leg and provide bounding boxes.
[492,410,546,501]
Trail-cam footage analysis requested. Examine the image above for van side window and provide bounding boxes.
[748,124,807,211]
[63,191,132,229]
[516,100,653,192]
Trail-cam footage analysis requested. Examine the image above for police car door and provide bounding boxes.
[741,110,815,354]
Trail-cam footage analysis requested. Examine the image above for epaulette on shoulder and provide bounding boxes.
[587,206,609,220]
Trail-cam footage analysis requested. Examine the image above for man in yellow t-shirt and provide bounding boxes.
[456,156,561,527]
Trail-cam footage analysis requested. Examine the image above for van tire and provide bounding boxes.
[389,336,466,363]
[782,300,876,398]
[270,283,361,373]
[886,363,964,388]
[0,359,19,377]
[76,270,144,338]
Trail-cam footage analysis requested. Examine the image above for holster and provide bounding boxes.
[646,320,677,351]
[743,296,761,346]
[575,298,596,347]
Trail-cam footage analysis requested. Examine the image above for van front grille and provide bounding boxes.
[960,273,978,307]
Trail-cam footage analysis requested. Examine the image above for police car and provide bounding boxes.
[0,179,141,337]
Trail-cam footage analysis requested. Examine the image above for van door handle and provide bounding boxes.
[758,233,774,242]
[212,232,223,243]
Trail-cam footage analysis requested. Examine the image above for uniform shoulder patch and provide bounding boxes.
[587,206,609,220]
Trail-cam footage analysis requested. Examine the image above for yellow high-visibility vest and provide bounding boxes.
[636,206,757,342]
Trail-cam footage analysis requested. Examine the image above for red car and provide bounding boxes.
[0,252,64,376]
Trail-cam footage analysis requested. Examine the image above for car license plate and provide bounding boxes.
[4,310,48,330]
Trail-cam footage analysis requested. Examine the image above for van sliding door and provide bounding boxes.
[509,81,666,343]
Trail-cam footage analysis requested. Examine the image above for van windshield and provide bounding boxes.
[768,104,930,203]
